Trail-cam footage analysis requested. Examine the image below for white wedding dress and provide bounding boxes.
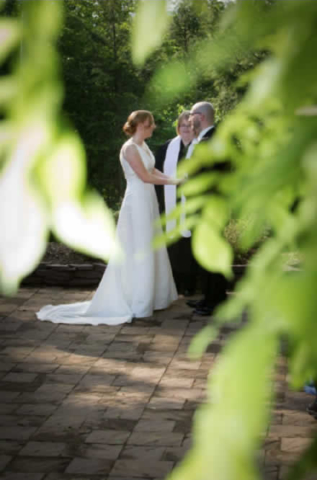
[37,139,178,326]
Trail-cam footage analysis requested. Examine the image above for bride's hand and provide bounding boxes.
[174,175,187,186]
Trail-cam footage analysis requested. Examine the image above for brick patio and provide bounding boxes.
[0,287,316,480]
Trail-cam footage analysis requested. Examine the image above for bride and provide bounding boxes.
[37,110,182,326]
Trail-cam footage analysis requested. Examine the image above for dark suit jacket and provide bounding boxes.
[197,126,231,196]
[197,125,231,304]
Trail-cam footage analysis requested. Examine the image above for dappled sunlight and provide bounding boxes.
[0,286,316,478]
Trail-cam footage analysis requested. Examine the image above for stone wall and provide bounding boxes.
[22,263,247,289]
[22,263,107,288]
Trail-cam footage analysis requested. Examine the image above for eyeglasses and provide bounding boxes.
[189,111,202,116]
[179,124,191,129]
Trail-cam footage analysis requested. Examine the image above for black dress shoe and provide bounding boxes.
[186,298,205,308]
[193,306,214,316]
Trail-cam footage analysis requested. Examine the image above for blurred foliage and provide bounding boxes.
[133,0,317,479]
[6,0,254,209]
[224,218,270,264]
[0,0,117,294]
[2,0,317,477]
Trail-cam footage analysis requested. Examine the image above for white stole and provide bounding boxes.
[163,136,192,238]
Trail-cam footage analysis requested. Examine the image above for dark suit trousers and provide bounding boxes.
[203,270,228,309]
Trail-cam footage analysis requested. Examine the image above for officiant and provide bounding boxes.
[155,111,198,295]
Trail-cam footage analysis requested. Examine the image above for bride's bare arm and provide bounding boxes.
[124,145,181,185]
[152,168,172,180]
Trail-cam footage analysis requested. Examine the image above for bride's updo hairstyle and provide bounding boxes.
[123,110,154,136]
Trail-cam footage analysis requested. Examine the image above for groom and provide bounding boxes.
[187,101,229,316]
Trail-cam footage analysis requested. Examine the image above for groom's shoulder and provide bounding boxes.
[200,126,217,142]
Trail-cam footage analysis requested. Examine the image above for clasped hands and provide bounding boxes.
[170,174,188,186]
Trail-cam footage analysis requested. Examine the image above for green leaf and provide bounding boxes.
[203,196,230,230]
[52,191,118,263]
[0,77,17,106]
[132,0,170,66]
[37,133,87,204]
[170,326,278,480]
[188,324,218,360]
[150,60,195,103]
[158,195,207,229]
[153,214,200,249]
[193,221,233,278]
[0,155,48,295]
[0,20,20,63]
[179,172,218,197]
[26,0,64,41]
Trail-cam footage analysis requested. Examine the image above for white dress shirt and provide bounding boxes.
[197,125,215,142]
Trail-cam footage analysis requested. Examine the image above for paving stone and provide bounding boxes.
[155,387,204,401]
[120,445,165,461]
[0,304,18,315]
[77,443,122,460]
[14,391,66,405]
[2,373,38,383]
[36,383,74,395]
[143,352,173,364]
[0,455,12,471]
[55,364,91,375]
[265,448,299,467]
[103,351,143,361]
[0,440,24,455]
[16,404,57,416]
[0,286,315,479]
[13,363,59,373]
[76,374,116,391]
[127,432,184,446]
[148,396,185,410]
[18,442,68,457]
[65,457,113,474]
[159,376,194,388]
[1,392,20,403]
[282,411,317,426]
[117,386,154,399]
[281,437,312,453]
[0,427,37,441]
[134,420,175,432]
[0,405,17,415]
[45,374,82,385]
[0,363,15,373]
[7,457,69,473]
[262,466,279,480]
[110,459,174,478]
[108,478,151,480]
[142,409,194,423]
[104,406,145,421]
[34,411,87,440]
[269,425,317,439]
[85,430,130,445]
[163,445,190,461]
[0,415,26,426]
[0,474,45,480]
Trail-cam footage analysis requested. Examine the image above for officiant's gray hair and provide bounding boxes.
[192,102,214,123]
[176,111,190,135]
